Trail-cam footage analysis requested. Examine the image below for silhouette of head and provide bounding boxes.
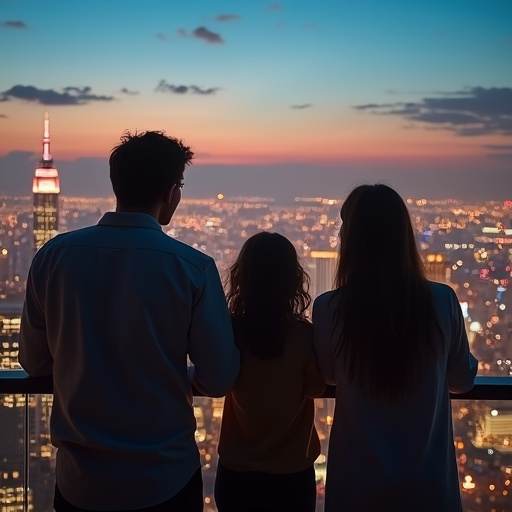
[227,231,310,358]
[109,130,193,211]
[336,183,423,286]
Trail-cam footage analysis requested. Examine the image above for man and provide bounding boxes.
[19,131,240,512]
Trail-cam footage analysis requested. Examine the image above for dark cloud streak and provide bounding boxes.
[484,145,512,151]
[291,104,312,110]
[214,14,240,22]
[354,87,512,136]
[193,26,224,44]
[1,85,114,105]
[1,20,27,29]
[155,80,219,95]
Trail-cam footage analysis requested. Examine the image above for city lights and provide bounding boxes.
[1,139,512,510]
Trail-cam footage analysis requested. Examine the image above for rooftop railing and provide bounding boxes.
[1,370,511,398]
[1,370,512,512]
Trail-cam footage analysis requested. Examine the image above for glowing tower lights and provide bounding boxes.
[33,112,60,251]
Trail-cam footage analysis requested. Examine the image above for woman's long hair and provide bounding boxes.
[333,184,440,400]
[226,232,311,359]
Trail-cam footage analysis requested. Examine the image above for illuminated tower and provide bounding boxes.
[33,113,60,251]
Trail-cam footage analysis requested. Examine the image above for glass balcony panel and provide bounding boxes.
[0,393,27,511]
[454,399,512,511]
[2,388,510,512]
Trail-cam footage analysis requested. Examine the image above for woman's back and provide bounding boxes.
[313,281,477,511]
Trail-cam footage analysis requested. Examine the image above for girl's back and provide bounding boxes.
[219,319,324,474]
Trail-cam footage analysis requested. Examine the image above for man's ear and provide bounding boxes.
[162,184,176,204]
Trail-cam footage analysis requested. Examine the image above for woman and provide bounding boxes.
[215,232,325,512]
[313,184,478,511]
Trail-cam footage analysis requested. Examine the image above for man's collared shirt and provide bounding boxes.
[20,212,239,509]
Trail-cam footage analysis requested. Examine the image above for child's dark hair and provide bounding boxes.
[226,232,311,359]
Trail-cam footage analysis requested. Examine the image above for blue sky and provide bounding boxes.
[0,0,511,199]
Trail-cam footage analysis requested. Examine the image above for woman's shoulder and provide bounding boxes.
[426,280,458,303]
[313,289,341,317]
[314,289,338,304]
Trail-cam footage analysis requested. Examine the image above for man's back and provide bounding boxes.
[20,211,239,509]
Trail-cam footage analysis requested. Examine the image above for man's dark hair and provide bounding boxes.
[109,130,194,209]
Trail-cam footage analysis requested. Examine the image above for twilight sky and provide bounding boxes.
[0,0,511,200]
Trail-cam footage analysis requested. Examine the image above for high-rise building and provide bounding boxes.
[0,301,54,512]
[0,302,22,369]
[303,249,338,504]
[424,253,451,283]
[307,250,338,300]
[33,113,60,252]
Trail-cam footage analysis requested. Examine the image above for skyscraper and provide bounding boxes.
[307,250,338,300]
[0,301,54,512]
[424,253,451,283]
[33,113,60,252]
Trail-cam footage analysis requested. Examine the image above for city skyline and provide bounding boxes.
[1,190,511,510]
[0,0,511,200]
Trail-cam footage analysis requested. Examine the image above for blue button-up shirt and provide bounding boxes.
[20,212,239,509]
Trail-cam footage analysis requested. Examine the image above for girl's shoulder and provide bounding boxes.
[286,318,314,349]
[287,316,312,329]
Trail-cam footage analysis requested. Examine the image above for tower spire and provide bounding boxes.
[33,112,60,251]
[41,112,53,166]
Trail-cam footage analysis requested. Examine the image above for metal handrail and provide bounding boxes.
[1,370,511,400]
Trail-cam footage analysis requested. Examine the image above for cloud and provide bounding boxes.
[193,26,224,44]
[177,27,224,43]
[156,32,166,41]
[214,14,240,22]
[0,114,7,118]
[1,20,27,29]
[302,23,317,30]
[155,80,219,95]
[355,103,396,110]
[268,3,282,11]
[0,85,114,105]
[291,104,312,110]
[120,88,139,95]
[484,144,512,160]
[484,144,512,151]
[189,85,219,95]
[486,152,512,161]
[354,87,512,136]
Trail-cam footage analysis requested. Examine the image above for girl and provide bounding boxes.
[215,232,325,512]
